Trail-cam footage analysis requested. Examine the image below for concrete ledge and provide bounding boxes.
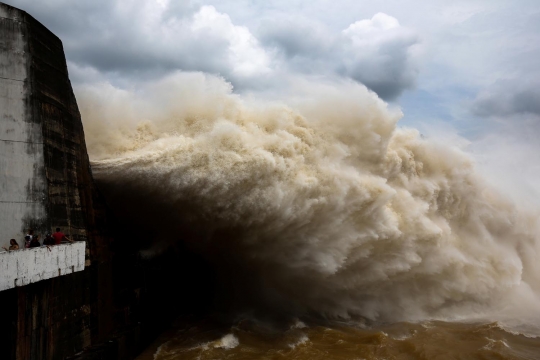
[0,241,85,291]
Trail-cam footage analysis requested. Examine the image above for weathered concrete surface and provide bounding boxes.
[0,1,104,247]
[0,3,48,243]
[0,3,116,359]
[0,242,85,291]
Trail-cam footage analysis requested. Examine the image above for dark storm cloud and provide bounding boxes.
[258,13,421,100]
[5,0,420,100]
[472,79,540,117]
[339,13,420,101]
[68,30,231,74]
[258,17,335,58]
[6,1,236,74]
[340,35,419,101]
[5,0,269,84]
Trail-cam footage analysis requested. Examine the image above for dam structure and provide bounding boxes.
[0,3,202,359]
[0,3,139,359]
[0,2,112,359]
[0,0,87,304]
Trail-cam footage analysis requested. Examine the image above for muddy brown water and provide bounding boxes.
[138,318,540,360]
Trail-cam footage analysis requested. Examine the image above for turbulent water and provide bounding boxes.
[81,72,540,358]
[141,317,540,360]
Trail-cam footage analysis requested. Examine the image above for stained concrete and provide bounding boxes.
[0,3,116,359]
[0,242,85,291]
[0,4,48,245]
[0,4,196,359]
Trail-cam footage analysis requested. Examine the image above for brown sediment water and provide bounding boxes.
[143,319,540,360]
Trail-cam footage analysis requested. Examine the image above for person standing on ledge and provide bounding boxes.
[52,228,73,244]
[43,233,55,246]
[24,229,34,248]
[2,239,19,251]
[29,235,41,248]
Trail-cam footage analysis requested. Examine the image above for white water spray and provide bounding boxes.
[80,72,540,323]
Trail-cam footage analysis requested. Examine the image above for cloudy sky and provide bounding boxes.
[5,0,540,201]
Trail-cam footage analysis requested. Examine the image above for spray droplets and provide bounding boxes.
[81,72,540,322]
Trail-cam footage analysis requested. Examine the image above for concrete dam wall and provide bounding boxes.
[0,3,206,359]
[0,3,92,243]
[0,3,48,247]
[0,3,131,359]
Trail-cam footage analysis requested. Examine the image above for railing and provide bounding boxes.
[0,241,86,291]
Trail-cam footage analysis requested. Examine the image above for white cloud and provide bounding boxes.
[5,0,540,115]
[257,12,421,100]
[6,0,274,87]
[341,13,421,100]
[5,0,426,100]
[191,6,271,77]
[343,12,400,39]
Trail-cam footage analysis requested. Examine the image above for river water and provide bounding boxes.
[145,317,540,360]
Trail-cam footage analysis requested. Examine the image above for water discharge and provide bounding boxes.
[81,72,540,327]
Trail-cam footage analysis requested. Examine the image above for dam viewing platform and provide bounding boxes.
[0,242,86,292]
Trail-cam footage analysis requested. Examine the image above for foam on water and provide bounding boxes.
[213,334,239,349]
[288,334,309,349]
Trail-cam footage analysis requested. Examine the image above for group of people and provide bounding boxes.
[2,228,73,252]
